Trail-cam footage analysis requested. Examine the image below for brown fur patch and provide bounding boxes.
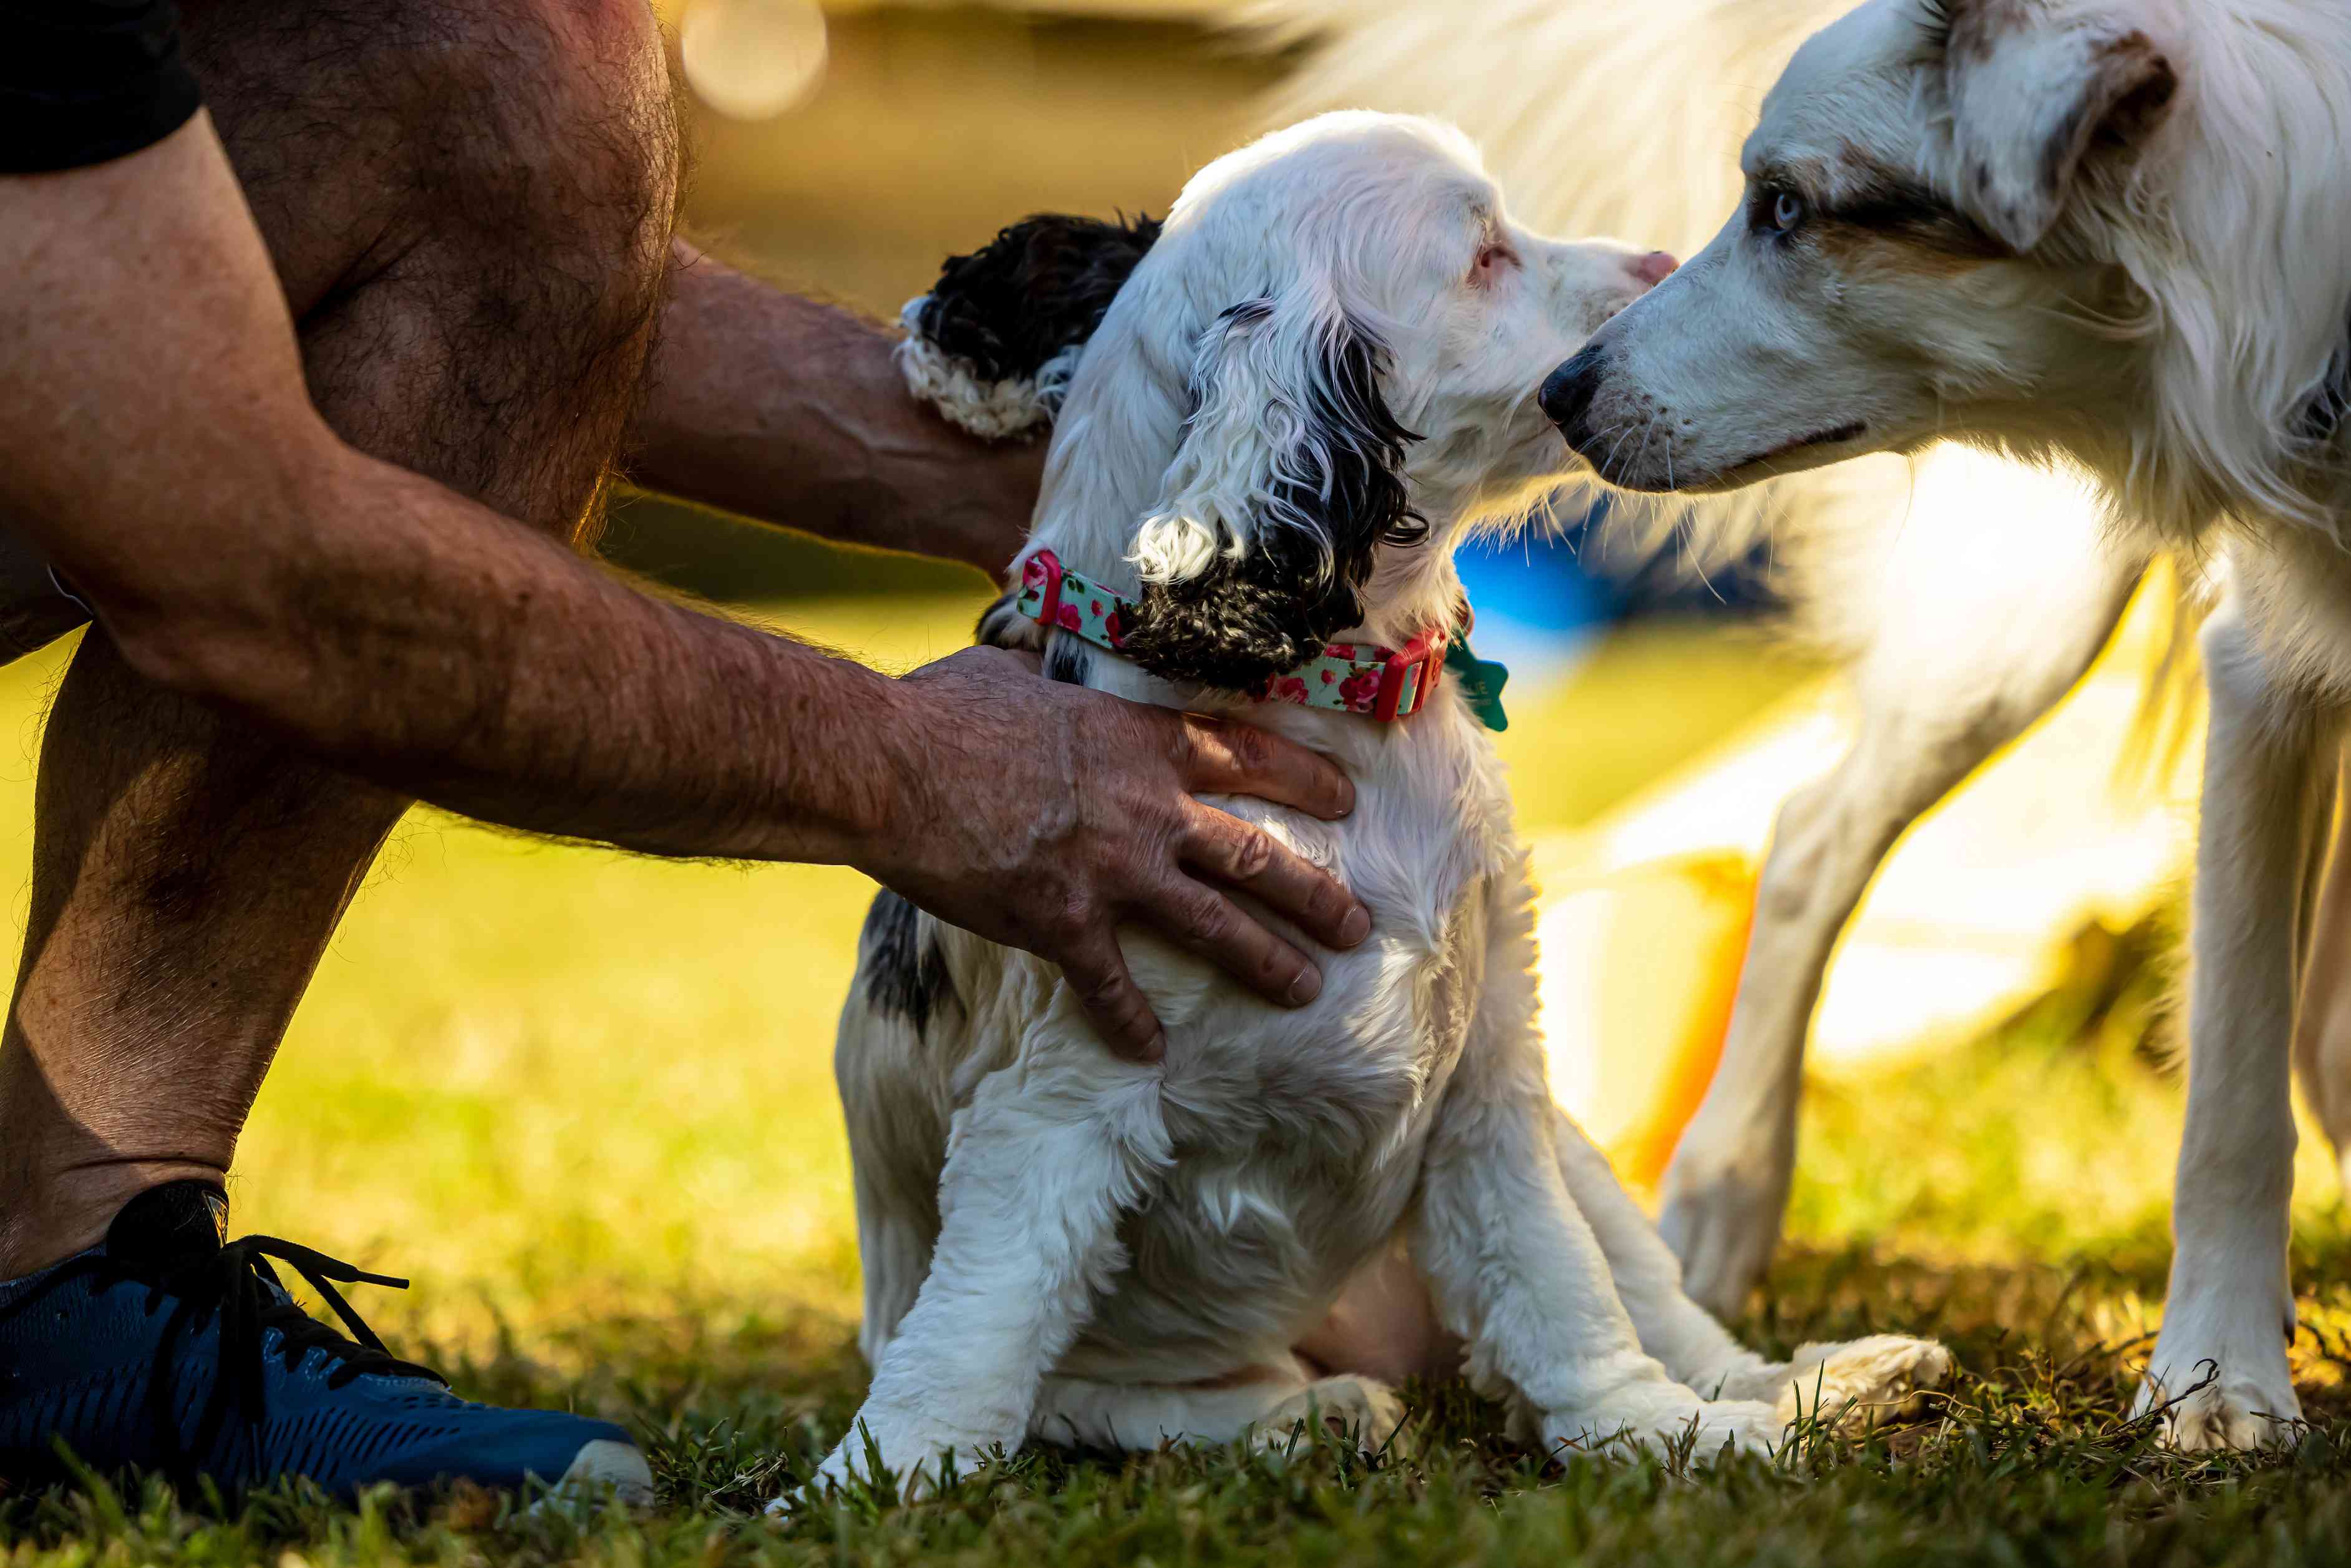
[1944,0,2035,64]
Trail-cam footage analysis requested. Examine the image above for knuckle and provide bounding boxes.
[1168,714,1208,770]
[1228,828,1277,880]
[1183,897,1235,947]
[1081,972,1133,1011]
[1050,894,1097,947]
[1224,722,1272,773]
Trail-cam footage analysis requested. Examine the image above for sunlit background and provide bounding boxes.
[18,0,2348,1431]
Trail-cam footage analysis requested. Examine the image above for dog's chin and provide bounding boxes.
[1568,420,1871,493]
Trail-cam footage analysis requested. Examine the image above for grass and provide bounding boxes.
[12,598,2351,1566]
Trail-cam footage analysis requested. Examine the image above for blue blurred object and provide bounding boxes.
[1454,526,1618,685]
[1454,499,1778,684]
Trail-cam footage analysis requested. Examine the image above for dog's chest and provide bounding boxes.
[1077,874,1492,1366]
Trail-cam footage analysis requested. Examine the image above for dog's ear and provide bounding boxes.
[1117,293,1423,694]
[1936,1,2178,253]
[899,212,1162,440]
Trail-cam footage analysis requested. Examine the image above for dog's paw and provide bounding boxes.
[774,1416,976,1512]
[1251,1375,1409,1458]
[1543,1380,1783,1462]
[1726,1335,1953,1433]
[2133,1342,2304,1451]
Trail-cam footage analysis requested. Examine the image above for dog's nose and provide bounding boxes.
[1539,344,1607,440]
[1632,250,1679,287]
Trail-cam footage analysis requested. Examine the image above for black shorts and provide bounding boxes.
[2,2,203,175]
[1,2,206,659]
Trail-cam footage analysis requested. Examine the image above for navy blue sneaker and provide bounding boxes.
[0,1181,649,1503]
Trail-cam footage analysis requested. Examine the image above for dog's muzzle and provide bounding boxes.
[1539,344,1607,450]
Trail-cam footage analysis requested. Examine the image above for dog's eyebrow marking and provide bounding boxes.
[861,891,961,1039]
[1825,147,2014,260]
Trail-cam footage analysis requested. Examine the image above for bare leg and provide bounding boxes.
[0,0,679,1276]
[1660,506,2143,1315]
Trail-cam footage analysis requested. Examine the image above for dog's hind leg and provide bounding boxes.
[833,902,959,1370]
[840,1078,938,1370]
[1414,866,1784,1459]
[1544,1102,1950,1433]
[1660,485,2144,1316]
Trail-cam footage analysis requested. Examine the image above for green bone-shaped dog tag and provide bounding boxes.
[1445,638,1510,733]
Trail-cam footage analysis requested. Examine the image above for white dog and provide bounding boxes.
[1263,0,2217,1325]
[803,113,1949,1501]
[1531,0,2351,1450]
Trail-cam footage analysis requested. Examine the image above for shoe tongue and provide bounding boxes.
[105,1181,229,1270]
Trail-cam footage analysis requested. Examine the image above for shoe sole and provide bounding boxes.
[556,1438,654,1506]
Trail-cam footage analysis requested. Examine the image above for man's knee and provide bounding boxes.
[182,1,683,536]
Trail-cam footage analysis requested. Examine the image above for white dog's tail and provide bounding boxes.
[1254,0,1843,257]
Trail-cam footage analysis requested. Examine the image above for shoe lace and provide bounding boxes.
[0,1234,445,1484]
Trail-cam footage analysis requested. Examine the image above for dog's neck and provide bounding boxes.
[1020,465,1473,683]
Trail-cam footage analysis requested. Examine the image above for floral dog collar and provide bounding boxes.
[1014,550,1507,730]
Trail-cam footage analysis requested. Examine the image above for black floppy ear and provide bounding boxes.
[898,211,1163,440]
[1116,296,1422,694]
[1936,0,2177,252]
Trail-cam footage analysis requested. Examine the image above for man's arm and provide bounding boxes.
[626,240,1040,578]
[0,115,1369,1060]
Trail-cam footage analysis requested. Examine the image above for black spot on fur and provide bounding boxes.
[1044,637,1092,686]
[909,212,1164,385]
[860,891,959,1038]
[1119,309,1422,694]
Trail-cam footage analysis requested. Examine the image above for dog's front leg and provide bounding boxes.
[1412,868,1783,1460]
[2136,598,2333,1449]
[792,1040,1165,1503]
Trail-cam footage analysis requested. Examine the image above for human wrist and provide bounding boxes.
[820,663,941,881]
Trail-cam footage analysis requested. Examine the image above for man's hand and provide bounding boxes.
[861,647,1370,1062]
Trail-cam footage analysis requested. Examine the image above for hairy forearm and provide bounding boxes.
[147,447,920,864]
[627,241,1040,577]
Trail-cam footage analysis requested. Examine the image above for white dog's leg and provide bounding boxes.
[1033,1360,1406,1458]
[2135,599,2331,1449]
[795,1045,1165,1501]
[1661,515,2142,1315]
[1544,1103,1950,1431]
[1415,868,1784,1460]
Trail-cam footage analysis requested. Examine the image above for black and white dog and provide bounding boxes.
[799,112,1949,1502]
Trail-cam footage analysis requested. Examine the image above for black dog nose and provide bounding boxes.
[1539,344,1608,442]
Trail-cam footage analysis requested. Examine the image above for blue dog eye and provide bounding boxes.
[1773,191,1805,231]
